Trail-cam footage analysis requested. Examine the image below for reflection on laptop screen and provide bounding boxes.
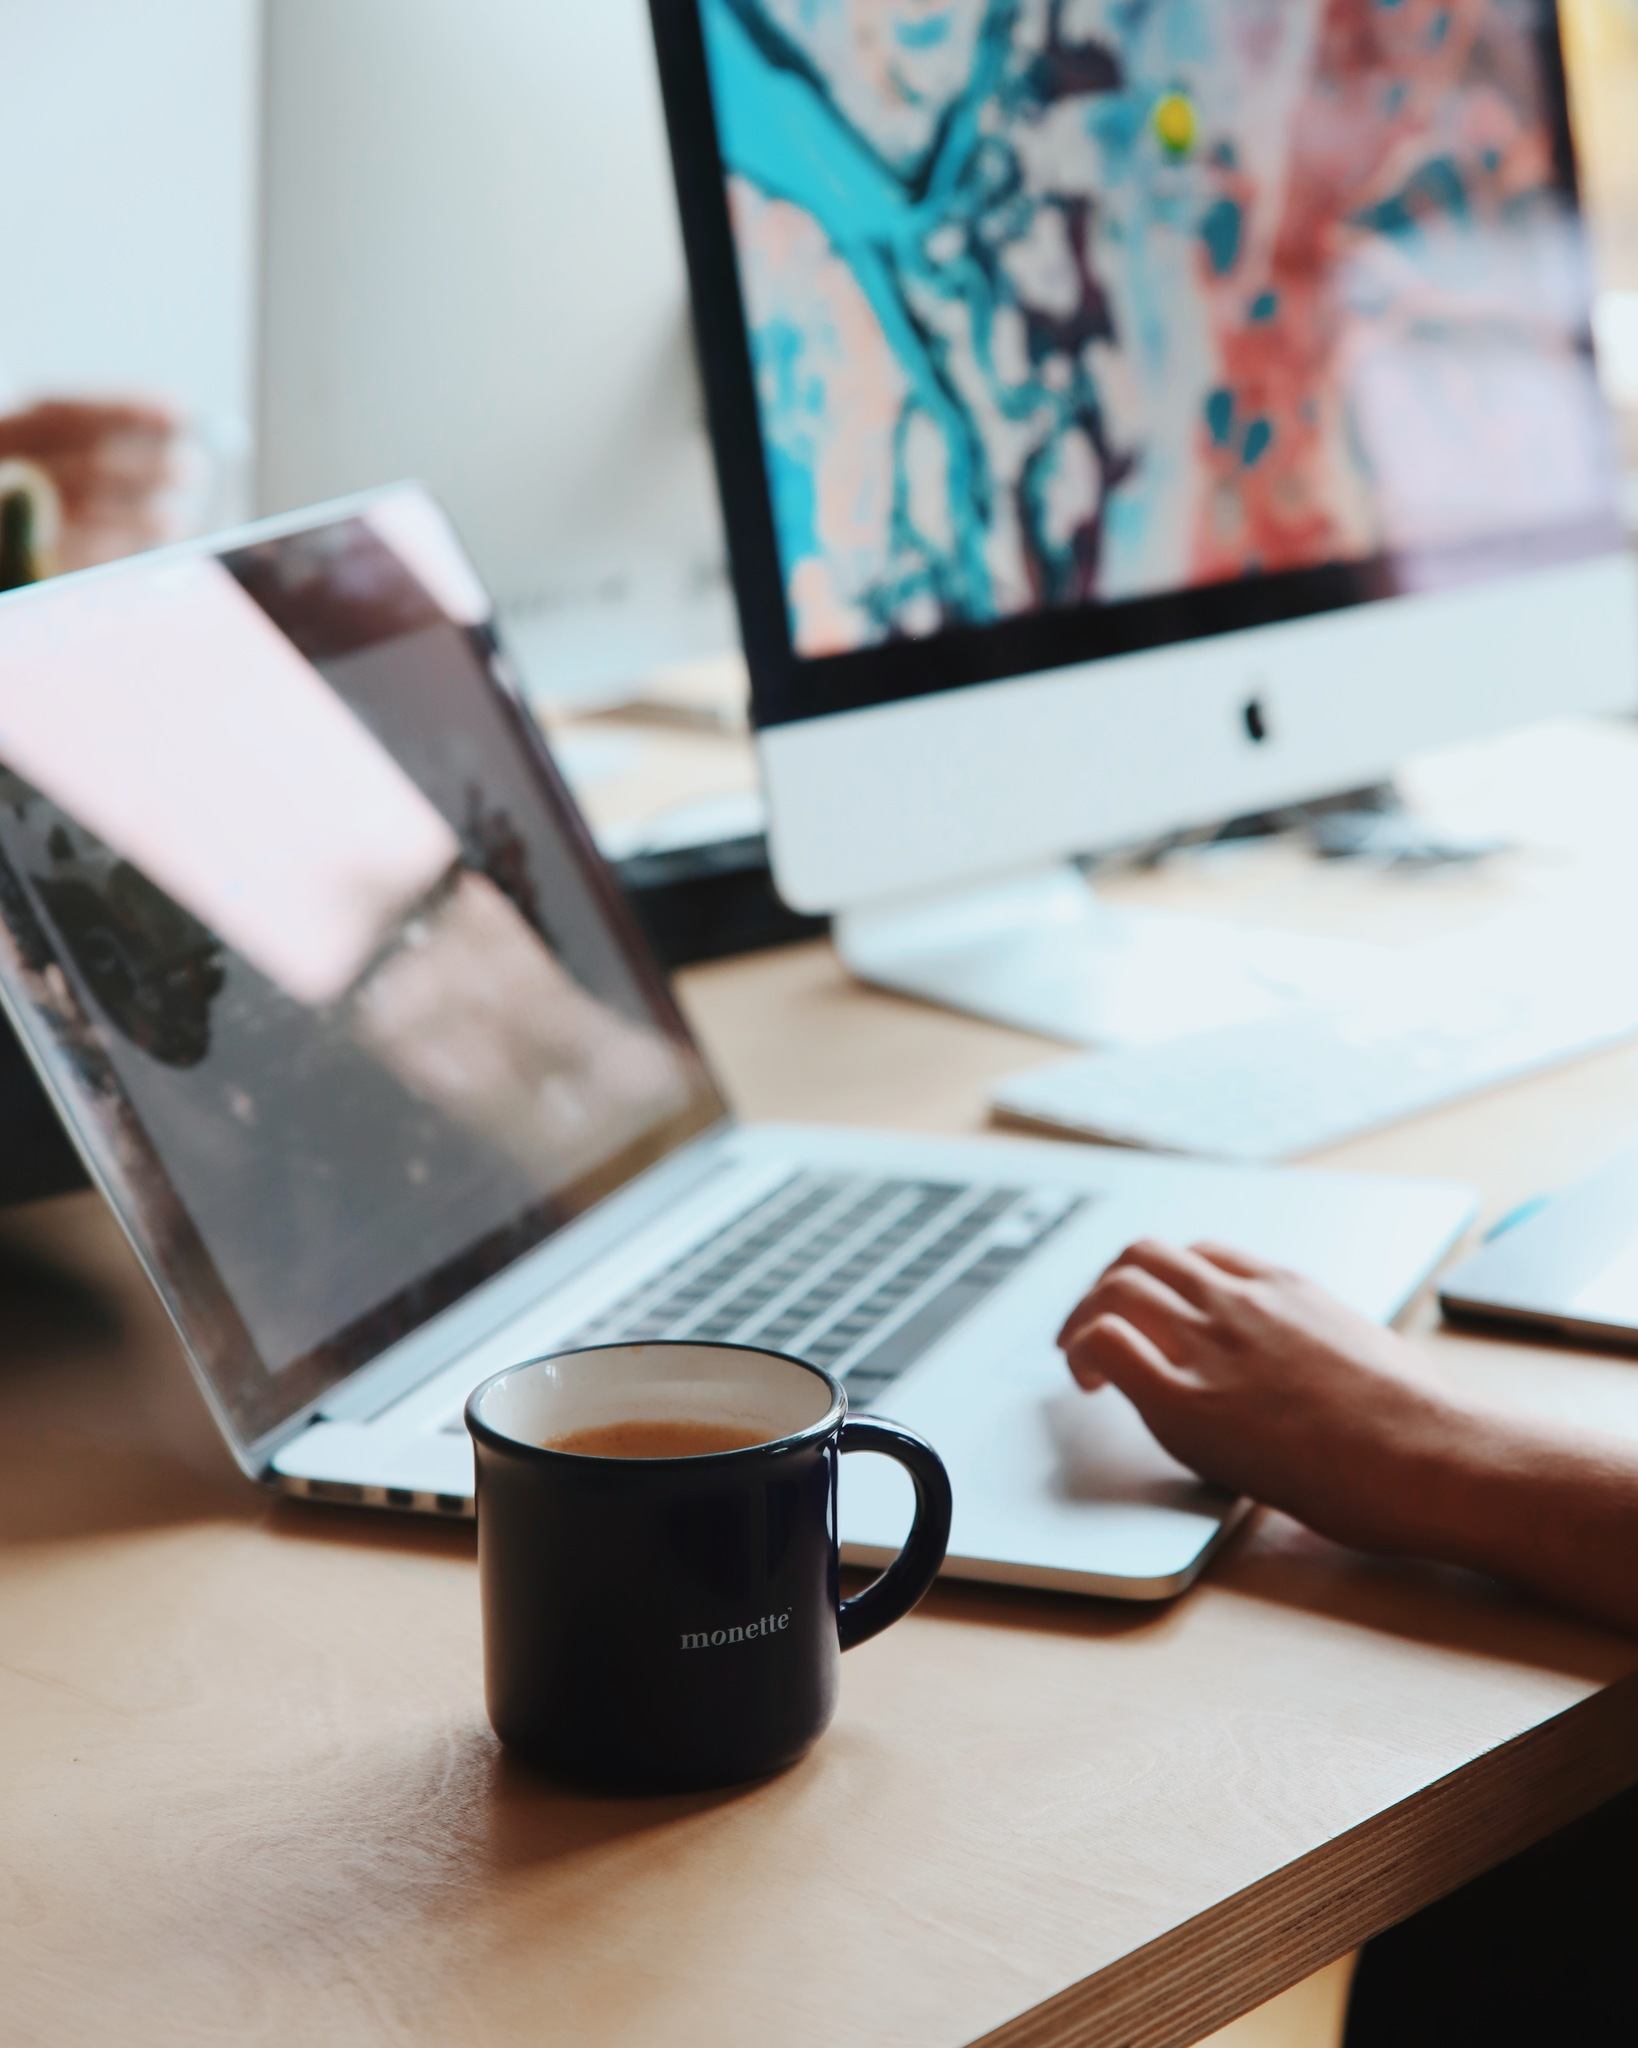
[0,491,721,1443]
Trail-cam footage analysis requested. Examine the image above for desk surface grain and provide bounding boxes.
[7,722,1638,2048]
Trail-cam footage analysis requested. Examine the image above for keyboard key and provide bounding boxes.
[557,1174,1085,1410]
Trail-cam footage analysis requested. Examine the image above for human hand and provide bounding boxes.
[0,397,180,570]
[1057,1239,1479,1557]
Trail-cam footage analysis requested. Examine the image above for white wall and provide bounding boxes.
[0,0,728,680]
[257,0,724,620]
[0,0,261,466]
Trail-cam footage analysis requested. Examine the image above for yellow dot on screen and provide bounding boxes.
[1153,92,1197,158]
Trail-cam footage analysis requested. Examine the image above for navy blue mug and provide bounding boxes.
[466,1342,952,1790]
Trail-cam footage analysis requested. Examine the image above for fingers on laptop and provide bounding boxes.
[1056,1238,1220,1348]
[1190,1241,1288,1282]
[1113,1238,1230,1308]
[1058,1255,1203,1392]
[1056,1238,1284,1391]
[1064,1312,1175,1396]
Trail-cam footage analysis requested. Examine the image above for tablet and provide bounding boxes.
[1441,1144,1638,1353]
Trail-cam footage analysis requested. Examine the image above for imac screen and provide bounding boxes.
[690,0,1622,683]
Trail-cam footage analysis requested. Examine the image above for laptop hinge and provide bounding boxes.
[272,1127,738,1443]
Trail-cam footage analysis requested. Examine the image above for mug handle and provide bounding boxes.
[836,1417,953,1651]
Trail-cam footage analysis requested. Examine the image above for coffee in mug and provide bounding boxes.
[466,1341,952,1790]
[543,1417,768,1459]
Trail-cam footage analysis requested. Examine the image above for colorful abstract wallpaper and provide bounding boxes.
[703,0,1616,657]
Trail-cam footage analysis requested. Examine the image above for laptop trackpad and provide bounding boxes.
[836,1372,1239,1596]
[1037,1390,1225,1513]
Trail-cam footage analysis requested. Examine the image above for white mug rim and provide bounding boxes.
[465,1339,846,1466]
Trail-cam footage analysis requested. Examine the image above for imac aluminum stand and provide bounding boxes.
[832,865,1382,1050]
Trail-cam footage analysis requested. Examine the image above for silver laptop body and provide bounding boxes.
[0,490,1474,1597]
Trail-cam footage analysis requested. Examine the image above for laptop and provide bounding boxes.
[0,488,1474,1598]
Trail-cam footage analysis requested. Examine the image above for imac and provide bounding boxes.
[650,0,1638,1045]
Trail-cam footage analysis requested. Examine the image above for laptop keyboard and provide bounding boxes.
[442,1170,1086,1426]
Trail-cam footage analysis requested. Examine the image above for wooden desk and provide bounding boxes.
[7,721,1638,2048]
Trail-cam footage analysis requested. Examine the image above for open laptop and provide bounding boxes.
[0,488,1474,1598]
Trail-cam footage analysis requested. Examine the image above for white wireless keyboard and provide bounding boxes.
[991,970,1638,1163]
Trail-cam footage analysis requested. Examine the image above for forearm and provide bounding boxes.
[1055,1240,1638,1636]
[1425,1411,1638,1636]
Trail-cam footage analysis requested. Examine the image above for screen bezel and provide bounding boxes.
[650,0,1615,730]
[0,489,730,1465]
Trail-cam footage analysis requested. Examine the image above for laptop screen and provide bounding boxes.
[0,488,725,1454]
